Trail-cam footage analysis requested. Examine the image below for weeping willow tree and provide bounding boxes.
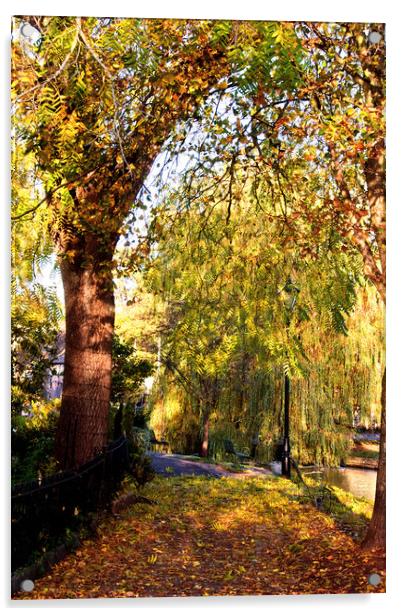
[290,285,384,465]
[144,168,384,465]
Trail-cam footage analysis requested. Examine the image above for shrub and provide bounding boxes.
[11,398,61,485]
[125,429,155,489]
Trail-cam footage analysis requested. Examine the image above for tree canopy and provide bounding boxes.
[11,17,385,550]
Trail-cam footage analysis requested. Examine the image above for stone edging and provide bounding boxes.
[11,533,81,596]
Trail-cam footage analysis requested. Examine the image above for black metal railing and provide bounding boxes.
[11,436,130,572]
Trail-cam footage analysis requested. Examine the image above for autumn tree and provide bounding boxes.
[12,17,303,468]
[146,20,386,549]
[12,17,385,552]
[300,22,385,553]
[248,21,386,552]
[146,172,382,463]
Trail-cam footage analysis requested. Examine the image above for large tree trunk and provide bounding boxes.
[362,368,386,552]
[55,258,115,469]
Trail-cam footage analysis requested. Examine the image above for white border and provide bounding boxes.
[0,0,396,20]
[2,1,402,614]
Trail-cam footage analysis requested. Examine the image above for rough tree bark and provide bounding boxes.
[55,256,115,469]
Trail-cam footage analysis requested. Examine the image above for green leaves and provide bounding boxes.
[111,335,154,405]
[12,17,384,471]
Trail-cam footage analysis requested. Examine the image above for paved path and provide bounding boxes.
[148,452,273,479]
[353,432,380,442]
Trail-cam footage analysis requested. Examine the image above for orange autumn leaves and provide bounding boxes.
[16,475,385,599]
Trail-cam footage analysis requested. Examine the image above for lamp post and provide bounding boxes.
[282,372,291,477]
[281,278,300,479]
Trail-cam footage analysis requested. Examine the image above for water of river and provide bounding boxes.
[302,467,377,502]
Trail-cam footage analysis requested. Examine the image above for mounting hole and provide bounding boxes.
[368,572,381,586]
[20,579,35,592]
[368,31,382,44]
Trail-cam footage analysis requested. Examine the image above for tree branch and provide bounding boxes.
[11,167,102,222]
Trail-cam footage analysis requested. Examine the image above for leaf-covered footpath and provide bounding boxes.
[15,475,385,599]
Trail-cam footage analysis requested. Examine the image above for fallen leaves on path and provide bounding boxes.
[15,475,385,599]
